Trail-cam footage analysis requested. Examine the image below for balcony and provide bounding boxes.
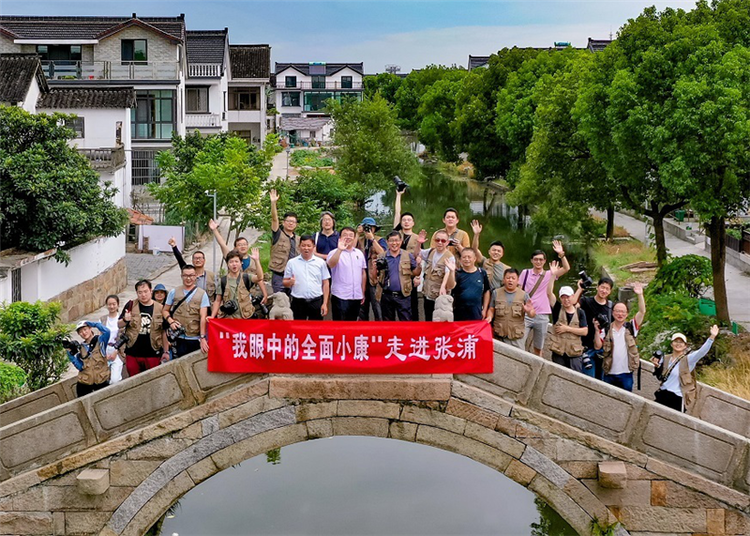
[186,113,222,128]
[188,63,222,78]
[276,81,363,90]
[79,146,126,173]
[41,61,180,81]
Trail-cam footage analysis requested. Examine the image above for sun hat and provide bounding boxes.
[559,286,575,297]
[75,320,88,332]
[671,333,688,342]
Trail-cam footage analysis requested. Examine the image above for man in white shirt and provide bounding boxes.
[284,235,331,320]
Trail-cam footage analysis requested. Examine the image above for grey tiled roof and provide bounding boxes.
[275,62,364,76]
[279,116,331,131]
[37,87,136,109]
[230,45,271,79]
[587,38,612,53]
[0,54,47,104]
[468,55,490,70]
[0,15,185,42]
[187,29,227,67]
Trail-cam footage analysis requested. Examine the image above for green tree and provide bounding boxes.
[0,361,27,403]
[0,301,71,391]
[328,95,420,203]
[394,65,458,132]
[0,106,128,263]
[364,72,403,104]
[417,71,468,162]
[454,48,542,179]
[149,131,280,242]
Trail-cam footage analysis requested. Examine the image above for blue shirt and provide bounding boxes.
[67,321,110,370]
[384,251,416,293]
[284,255,330,299]
[315,231,340,256]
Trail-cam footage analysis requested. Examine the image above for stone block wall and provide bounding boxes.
[48,258,126,324]
[95,27,178,65]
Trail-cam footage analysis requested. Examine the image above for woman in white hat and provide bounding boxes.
[651,325,719,413]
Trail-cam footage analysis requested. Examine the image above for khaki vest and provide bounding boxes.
[269,231,300,273]
[200,270,217,301]
[171,286,206,337]
[377,252,414,297]
[602,323,640,374]
[493,288,526,340]
[548,307,584,357]
[483,259,509,289]
[665,353,699,415]
[78,338,110,385]
[423,249,449,300]
[219,274,255,319]
[400,232,421,257]
[125,301,165,354]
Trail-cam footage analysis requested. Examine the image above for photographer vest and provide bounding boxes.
[201,270,217,301]
[124,301,165,354]
[664,352,699,415]
[78,337,110,386]
[548,308,584,357]
[269,231,300,273]
[376,252,414,297]
[602,322,640,374]
[483,259,509,289]
[492,288,526,340]
[423,249,449,300]
[399,232,421,257]
[172,286,206,337]
[219,274,254,319]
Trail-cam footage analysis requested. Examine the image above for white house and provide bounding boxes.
[185,29,229,134]
[274,62,364,144]
[228,44,271,146]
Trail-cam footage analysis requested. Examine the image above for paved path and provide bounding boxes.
[611,211,750,329]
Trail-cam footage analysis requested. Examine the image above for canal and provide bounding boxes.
[153,167,583,536]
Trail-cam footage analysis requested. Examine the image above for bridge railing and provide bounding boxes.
[1,342,749,497]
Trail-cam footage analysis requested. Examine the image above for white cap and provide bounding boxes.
[75,320,88,332]
[559,286,575,297]
[671,333,687,342]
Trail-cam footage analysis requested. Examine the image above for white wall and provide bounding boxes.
[19,234,126,302]
[326,67,363,86]
[0,274,10,305]
[21,78,42,113]
[35,107,130,149]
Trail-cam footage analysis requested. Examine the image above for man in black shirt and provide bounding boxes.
[119,280,169,377]
[452,248,491,321]
[572,276,614,379]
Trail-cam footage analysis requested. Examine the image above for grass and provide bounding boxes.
[290,149,334,168]
[699,333,750,401]
[590,240,657,285]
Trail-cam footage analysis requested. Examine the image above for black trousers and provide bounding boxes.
[423,298,436,322]
[655,389,683,412]
[358,281,382,321]
[175,338,201,358]
[381,291,412,321]
[76,381,108,397]
[332,295,361,321]
[292,296,324,320]
[411,291,420,321]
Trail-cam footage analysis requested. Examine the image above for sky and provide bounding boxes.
[0,0,698,72]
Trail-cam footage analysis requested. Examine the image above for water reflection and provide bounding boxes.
[158,436,578,536]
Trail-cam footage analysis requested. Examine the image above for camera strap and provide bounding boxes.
[660,354,687,386]
[522,269,546,298]
[171,287,197,317]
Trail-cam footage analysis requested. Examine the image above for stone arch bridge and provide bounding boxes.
[1,342,750,536]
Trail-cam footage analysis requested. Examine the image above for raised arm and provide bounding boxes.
[327,236,349,268]
[270,189,280,233]
[633,282,646,326]
[550,240,570,278]
[688,325,719,368]
[440,256,457,294]
[470,220,485,264]
[393,190,403,228]
[168,237,187,269]
[209,219,231,257]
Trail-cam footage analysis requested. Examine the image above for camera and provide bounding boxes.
[375,257,389,271]
[581,354,594,370]
[652,350,666,381]
[220,299,239,316]
[252,295,269,319]
[166,326,186,344]
[448,237,459,247]
[579,270,594,290]
[594,312,610,331]
[113,332,129,350]
[61,338,81,354]
[392,175,409,193]
[363,224,373,234]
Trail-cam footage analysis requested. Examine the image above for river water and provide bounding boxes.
[155,168,582,536]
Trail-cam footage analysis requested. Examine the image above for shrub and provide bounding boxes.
[0,301,71,391]
[646,254,712,298]
[290,150,334,168]
[0,361,28,403]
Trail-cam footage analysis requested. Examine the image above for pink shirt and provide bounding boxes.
[520,269,555,315]
[327,248,367,300]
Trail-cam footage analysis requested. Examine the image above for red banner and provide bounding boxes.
[207,319,494,374]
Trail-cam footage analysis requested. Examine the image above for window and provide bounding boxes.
[121,39,147,63]
[304,91,333,112]
[281,92,300,107]
[131,90,175,139]
[36,45,82,61]
[341,76,353,89]
[311,75,326,89]
[285,76,297,88]
[229,87,260,110]
[186,87,209,113]
[132,149,161,185]
[63,116,85,138]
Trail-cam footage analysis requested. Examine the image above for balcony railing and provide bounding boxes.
[276,81,363,90]
[186,113,222,128]
[188,63,222,78]
[41,60,180,80]
[79,146,126,173]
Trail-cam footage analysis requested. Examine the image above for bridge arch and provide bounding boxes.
[109,394,617,536]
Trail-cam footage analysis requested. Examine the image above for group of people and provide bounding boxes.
[66,186,720,414]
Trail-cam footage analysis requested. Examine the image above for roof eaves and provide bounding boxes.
[95,18,183,43]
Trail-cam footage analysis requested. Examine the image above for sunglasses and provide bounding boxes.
[434,238,448,243]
